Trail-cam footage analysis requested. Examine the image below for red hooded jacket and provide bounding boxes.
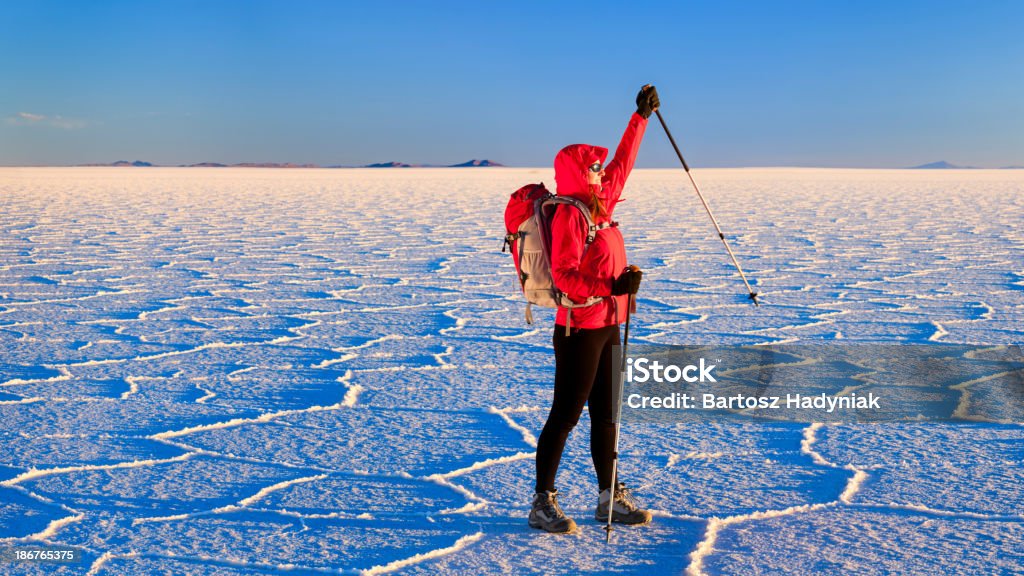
[551,112,647,329]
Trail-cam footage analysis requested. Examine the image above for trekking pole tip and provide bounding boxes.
[604,525,613,543]
[749,292,760,307]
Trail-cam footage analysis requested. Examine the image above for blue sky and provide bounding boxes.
[2,0,1022,167]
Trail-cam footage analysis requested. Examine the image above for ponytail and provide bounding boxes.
[588,184,607,221]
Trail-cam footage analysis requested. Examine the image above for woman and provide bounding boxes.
[529,85,659,534]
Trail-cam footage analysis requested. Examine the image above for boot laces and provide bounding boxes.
[540,492,567,520]
[613,483,640,512]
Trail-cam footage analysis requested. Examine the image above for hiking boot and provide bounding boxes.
[595,482,653,525]
[529,490,577,534]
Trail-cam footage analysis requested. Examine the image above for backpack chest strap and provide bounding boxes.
[586,221,618,244]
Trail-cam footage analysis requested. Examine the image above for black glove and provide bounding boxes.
[611,267,643,295]
[635,85,660,119]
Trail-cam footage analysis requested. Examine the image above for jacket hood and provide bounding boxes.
[554,143,608,200]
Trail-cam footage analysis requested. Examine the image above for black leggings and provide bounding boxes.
[535,323,620,493]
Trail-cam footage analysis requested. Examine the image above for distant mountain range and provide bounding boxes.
[77,159,505,168]
[450,159,502,167]
[78,160,156,167]
[359,159,505,168]
[908,160,1023,169]
[908,161,978,169]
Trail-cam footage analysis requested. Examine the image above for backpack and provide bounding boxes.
[502,182,609,327]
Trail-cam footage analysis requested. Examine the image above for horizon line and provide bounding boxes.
[2,163,1023,170]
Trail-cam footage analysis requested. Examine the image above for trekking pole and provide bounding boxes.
[604,291,633,544]
[654,109,760,306]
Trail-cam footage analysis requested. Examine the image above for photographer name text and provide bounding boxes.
[626,391,880,413]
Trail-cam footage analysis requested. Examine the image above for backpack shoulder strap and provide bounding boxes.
[541,196,607,245]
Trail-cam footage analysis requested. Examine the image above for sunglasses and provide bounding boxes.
[588,162,603,173]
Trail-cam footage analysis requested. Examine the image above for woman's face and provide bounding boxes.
[587,162,605,186]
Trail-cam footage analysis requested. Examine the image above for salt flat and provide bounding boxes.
[0,167,1022,574]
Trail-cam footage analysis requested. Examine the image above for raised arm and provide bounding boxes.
[602,85,659,208]
[602,113,647,206]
